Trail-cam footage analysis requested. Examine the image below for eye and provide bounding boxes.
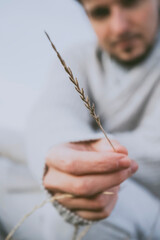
[121,0,140,8]
[88,7,110,20]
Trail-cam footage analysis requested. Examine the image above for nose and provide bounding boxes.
[109,7,129,35]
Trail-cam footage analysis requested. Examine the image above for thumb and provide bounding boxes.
[91,138,128,155]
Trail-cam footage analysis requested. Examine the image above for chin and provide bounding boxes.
[110,46,153,68]
[117,53,142,62]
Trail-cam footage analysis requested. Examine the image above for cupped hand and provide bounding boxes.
[43,138,138,220]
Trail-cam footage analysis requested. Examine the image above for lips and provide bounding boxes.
[117,39,136,49]
[111,35,140,48]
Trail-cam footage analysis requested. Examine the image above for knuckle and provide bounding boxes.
[96,196,107,209]
[117,171,128,184]
[64,159,76,173]
[102,209,110,218]
[73,179,90,196]
[111,160,119,170]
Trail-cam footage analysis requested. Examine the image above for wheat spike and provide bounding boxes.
[45,31,116,152]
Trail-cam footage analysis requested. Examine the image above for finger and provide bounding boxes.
[91,138,128,155]
[46,147,131,176]
[43,160,138,196]
[75,193,118,221]
[56,186,119,211]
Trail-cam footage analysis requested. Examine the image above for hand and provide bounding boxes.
[43,138,138,221]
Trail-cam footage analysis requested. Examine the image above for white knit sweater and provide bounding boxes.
[26,35,160,201]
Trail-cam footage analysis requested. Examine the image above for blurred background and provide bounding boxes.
[0,0,95,163]
[0,0,95,239]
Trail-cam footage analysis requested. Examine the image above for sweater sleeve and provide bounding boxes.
[26,46,103,185]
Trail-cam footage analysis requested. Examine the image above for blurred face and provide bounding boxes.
[82,0,160,63]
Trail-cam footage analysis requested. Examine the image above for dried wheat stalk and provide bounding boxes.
[72,225,79,240]
[45,29,115,196]
[77,224,92,240]
[44,31,116,240]
[45,31,116,153]
[5,194,73,240]
[5,192,93,240]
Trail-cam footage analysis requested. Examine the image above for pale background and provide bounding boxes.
[0,1,95,239]
[0,0,96,162]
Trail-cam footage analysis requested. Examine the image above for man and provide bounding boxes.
[27,0,160,239]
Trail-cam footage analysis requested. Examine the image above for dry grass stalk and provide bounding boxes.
[5,194,73,240]
[44,31,116,153]
[45,31,115,193]
[5,192,113,240]
[5,193,92,240]
[5,33,117,240]
[72,225,79,240]
[77,224,92,240]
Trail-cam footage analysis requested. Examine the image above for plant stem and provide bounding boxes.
[45,31,116,153]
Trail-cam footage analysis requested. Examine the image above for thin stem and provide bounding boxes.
[77,224,92,240]
[98,123,116,152]
[5,32,117,240]
[72,225,79,240]
[5,194,73,240]
[45,31,116,153]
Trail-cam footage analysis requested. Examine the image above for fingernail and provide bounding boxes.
[119,157,131,167]
[131,161,138,173]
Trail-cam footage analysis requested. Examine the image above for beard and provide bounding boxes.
[110,43,155,69]
[106,32,158,69]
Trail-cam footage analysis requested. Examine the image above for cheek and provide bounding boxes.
[130,4,159,41]
[145,8,159,36]
[90,20,110,43]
